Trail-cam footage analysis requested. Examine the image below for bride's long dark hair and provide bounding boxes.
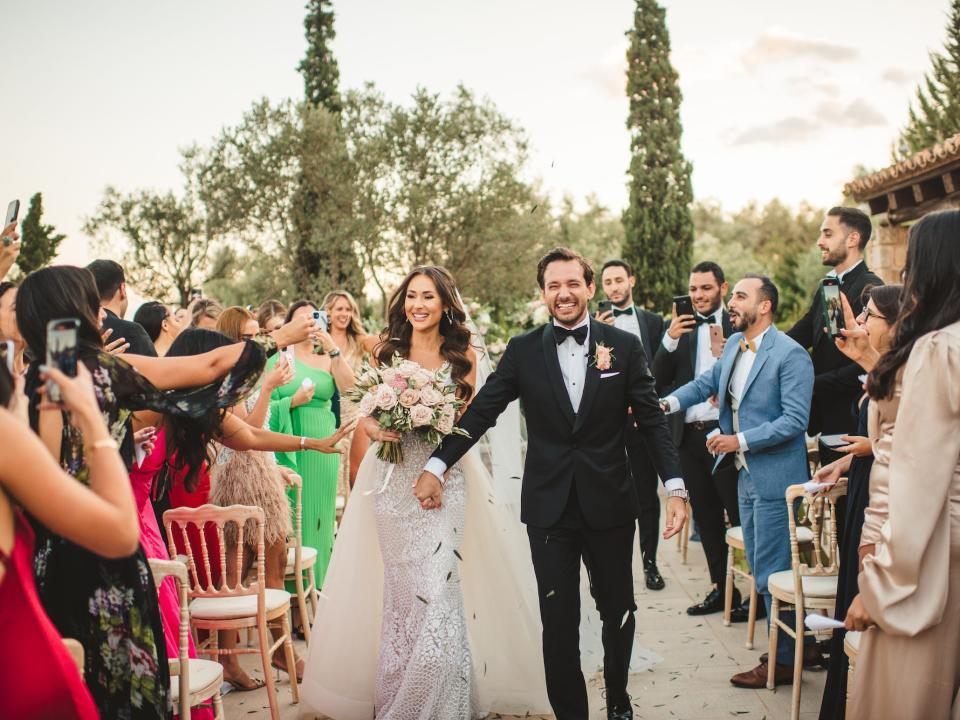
[376,266,474,401]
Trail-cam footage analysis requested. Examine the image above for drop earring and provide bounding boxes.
[445,309,453,324]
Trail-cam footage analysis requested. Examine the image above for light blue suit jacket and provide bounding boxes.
[670,326,814,500]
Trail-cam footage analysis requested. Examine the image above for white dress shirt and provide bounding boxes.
[826,259,863,284]
[425,314,684,492]
[660,307,723,424]
[611,304,643,350]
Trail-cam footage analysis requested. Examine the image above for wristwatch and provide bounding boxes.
[666,488,689,502]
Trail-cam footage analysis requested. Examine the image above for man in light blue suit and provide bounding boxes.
[662,274,815,688]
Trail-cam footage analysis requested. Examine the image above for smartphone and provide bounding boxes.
[283,346,296,370]
[673,295,694,318]
[2,339,14,375]
[3,200,18,247]
[313,309,328,333]
[597,300,613,316]
[709,324,724,358]
[190,288,202,301]
[45,318,80,404]
[820,278,844,338]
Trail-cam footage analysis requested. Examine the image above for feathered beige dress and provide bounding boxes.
[850,321,960,719]
[210,389,292,546]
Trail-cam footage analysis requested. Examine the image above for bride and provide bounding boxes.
[301,266,550,719]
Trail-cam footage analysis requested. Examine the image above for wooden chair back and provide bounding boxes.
[149,558,191,719]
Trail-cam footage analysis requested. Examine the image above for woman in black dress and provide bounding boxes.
[817,284,902,720]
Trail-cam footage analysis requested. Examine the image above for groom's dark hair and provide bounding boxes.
[537,247,594,289]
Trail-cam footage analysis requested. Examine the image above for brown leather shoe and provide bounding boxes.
[759,643,825,669]
[730,660,794,688]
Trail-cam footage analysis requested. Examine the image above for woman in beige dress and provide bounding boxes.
[840,209,960,719]
[323,291,378,499]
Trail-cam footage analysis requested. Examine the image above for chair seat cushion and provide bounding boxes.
[285,545,318,573]
[170,658,223,702]
[726,525,814,547]
[767,570,838,599]
[189,588,291,620]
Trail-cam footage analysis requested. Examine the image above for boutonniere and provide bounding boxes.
[592,342,614,372]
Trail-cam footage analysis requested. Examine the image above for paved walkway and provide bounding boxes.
[222,499,828,719]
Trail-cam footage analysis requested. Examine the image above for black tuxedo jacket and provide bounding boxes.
[103,309,157,357]
[786,262,883,435]
[625,307,665,371]
[433,319,682,530]
[651,310,734,444]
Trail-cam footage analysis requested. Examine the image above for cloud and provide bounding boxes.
[732,117,820,146]
[583,45,627,99]
[882,67,915,86]
[786,76,840,98]
[742,31,859,69]
[816,99,887,128]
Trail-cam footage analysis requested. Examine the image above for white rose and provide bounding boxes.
[359,392,378,415]
[381,368,399,385]
[374,385,398,410]
[396,360,420,378]
[437,413,454,435]
[409,404,434,427]
[398,388,421,407]
[409,369,432,389]
[419,385,444,406]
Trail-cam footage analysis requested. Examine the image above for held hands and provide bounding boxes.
[414,470,443,510]
[667,303,696,340]
[706,433,740,455]
[662,496,688,540]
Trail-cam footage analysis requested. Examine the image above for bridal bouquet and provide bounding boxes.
[346,355,470,464]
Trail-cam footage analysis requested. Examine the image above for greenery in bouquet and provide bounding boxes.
[347,354,470,463]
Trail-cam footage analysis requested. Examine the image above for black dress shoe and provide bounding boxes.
[607,702,633,719]
[687,587,741,616]
[729,599,765,623]
[643,558,665,590]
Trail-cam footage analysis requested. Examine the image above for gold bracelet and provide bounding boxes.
[86,438,119,453]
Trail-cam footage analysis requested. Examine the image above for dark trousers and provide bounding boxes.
[625,416,660,563]
[527,486,637,720]
[680,421,740,586]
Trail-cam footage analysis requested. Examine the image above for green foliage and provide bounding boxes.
[342,84,553,312]
[16,193,65,275]
[622,0,694,311]
[83,187,226,306]
[898,0,960,155]
[298,0,342,114]
[556,194,624,271]
[691,199,825,326]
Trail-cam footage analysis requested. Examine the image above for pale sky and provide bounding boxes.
[1,0,950,267]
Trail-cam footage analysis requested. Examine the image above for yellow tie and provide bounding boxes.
[738,338,757,353]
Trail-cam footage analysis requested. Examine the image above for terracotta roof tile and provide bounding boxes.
[845,132,960,200]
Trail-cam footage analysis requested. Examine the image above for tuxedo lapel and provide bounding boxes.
[541,324,576,426]
[687,323,699,374]
[637,311,653,364]
[573,319,603,433]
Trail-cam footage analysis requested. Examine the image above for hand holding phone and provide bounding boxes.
[709,324,725,358]
[190,287,202,301]
[820,278,844,338]
[3,200,20,248]
[45,319,80,404]
[312,309,329,333]
[667,295,697,340]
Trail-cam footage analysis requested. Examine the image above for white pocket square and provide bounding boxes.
[600,372,620,379]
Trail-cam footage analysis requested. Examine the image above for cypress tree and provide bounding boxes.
[295,0,364,299]
[899,0,960,155]
[17,193,65,274]
[622,0,694,311]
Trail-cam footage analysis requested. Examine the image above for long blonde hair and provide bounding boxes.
[322,290,365,364]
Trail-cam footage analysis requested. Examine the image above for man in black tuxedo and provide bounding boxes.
[652,262,746,618]
[596,259,668,590]
[786,207,882,464]
[87,259,157,357]
[415,248,687,720]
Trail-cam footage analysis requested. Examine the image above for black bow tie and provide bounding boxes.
[695,313,716,325]
[554,324,588,345]
[613,306,634,317]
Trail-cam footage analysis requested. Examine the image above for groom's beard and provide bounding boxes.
[548,295,589,327]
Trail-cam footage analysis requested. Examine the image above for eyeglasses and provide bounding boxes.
[857,307,887,322]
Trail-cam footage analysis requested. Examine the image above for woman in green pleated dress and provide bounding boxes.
[266,300,356,589]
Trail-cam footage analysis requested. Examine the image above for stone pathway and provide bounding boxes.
[222,498,828,719]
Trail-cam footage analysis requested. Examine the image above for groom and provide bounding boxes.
[415,247,688,720]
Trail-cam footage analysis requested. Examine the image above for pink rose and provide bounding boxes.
[437,409,455,435]
[409,370,432,389]
[359,393,378,415]
[594,344,613,372]
[381,368,399,385]
[398,388,421,407]
[419,385,444,406]
[409,403,434,427]
[374,384,398,410]
[390,377,408,391]
[397,360,420,378]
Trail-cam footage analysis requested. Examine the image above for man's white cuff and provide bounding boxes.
[737,432,748,451]
[661,332,680,353]
[664,478,685,492]
[663,396,680,414]
[424,457,448,481]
